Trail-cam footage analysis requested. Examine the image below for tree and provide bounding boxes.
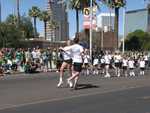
[5,14,17,25]
[39,11,50,40]
[125,30,150,51]
[0,23,23,48]
[16,0,20,26]
[28,6,40,38]
[101,0,126,49]
[5,14,34,39]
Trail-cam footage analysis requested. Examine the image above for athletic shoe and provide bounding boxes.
[67,79,73,88]
[104,74,110,78]
[57,81,63,87]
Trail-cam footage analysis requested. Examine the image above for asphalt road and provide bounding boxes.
[0,71,150,113]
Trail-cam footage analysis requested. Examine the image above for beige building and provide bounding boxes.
[46,0,69,42]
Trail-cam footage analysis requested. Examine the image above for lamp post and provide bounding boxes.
[89,0,93,60]
[122,7,126,54]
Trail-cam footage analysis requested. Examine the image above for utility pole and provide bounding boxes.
[122,7,126,54]
[90,0,93,60]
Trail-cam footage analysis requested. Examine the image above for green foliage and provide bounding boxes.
[101,0,126,8]
[0,23,23,48]
[5,14,34,39]
[125,30,150,51]
[28,6,40,18]
[39,11,50,22]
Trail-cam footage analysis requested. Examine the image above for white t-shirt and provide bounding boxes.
[93,58,99,65]
[128,60,134,68]
[100,58,105,64]
[104,55,111,64]
[32,51,37,59]
[84,55,90,63]
[139,60,145,68]
[144,55,148,61]
[122,59,128,67]
[114,55,122,63]
[63,47,72,60]
[64,44,84,63]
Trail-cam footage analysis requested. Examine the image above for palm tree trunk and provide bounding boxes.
[44,21,47,40]
[0,0,1,23]
[17,0,20,26]
[33,17,37,38]
[76,9,79,34]
[114,7,119,49]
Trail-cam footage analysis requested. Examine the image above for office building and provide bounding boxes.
[46,0,69,41]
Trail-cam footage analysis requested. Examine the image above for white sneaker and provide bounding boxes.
[57,81,63,87]
[104,74,110,78]
[67,79,73,88]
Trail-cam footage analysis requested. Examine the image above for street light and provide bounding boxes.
[122,7,126,54]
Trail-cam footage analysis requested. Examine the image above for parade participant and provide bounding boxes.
[128,57,135,76]
[114,51,122,77]
[57,40,72,87]
[100,55,105,74]
[60,35,84,89]
[122,55,128,77]
[104,51,111,78]
[93,53,99,75]
[82,50,90,76]
[139,57,145,76]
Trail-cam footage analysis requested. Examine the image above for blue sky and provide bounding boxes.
[0,0,148,38]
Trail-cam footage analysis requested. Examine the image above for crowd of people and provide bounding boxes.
[0,47,64,76]
[56,35,150,89]
[0,35,150,90]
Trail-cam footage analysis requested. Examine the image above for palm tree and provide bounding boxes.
[16,0,20,26]
[0,0,1,23]
[39,11,50,40]
[101,0,126,49]
[28,6,40,38]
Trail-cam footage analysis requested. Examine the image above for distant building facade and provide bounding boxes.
[125,6,150,37]
[97,13,115,31]
[46,0,69,41]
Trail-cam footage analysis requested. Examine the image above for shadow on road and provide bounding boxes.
[75,84,99,90]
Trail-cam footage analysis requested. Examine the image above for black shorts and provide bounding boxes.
[101,63,105,68]
[115,62,121,68]
[129,68,134,70]
[140,68,145,71]
[64,59,72,64]
[73,63,83,72]
[123,66,127,70]
[84,63,89,66]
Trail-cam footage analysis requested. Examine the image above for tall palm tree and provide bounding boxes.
[16,0,20,26]
[39,11,50,40]
[0,0,1,23]
[28,6,40,38]
[101,0,126,49]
